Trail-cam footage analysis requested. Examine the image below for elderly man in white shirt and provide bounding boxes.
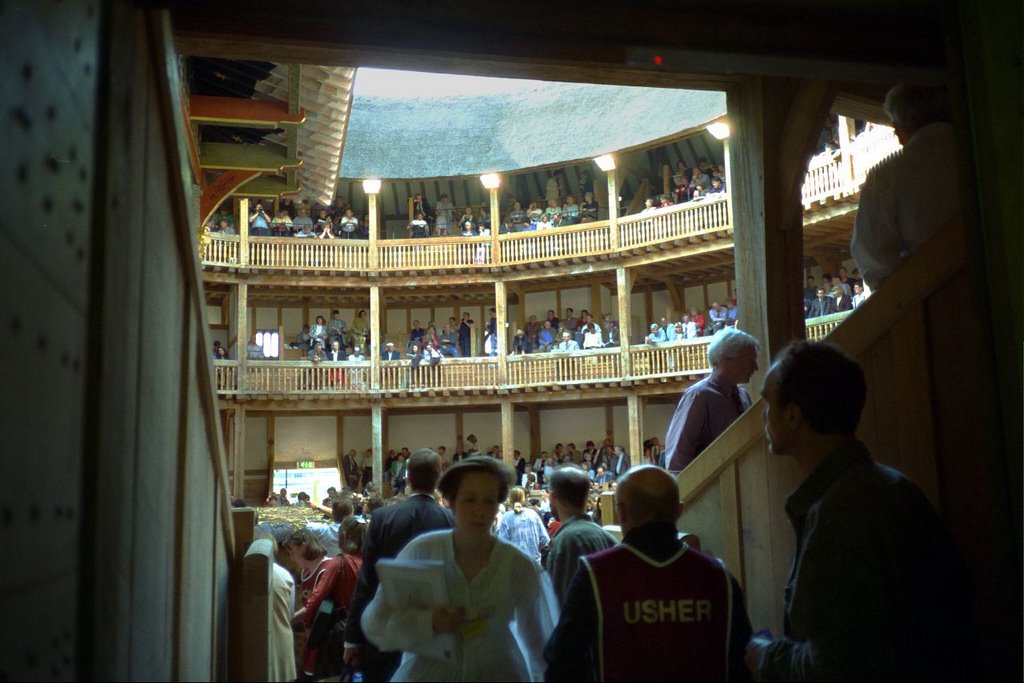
[851,84,959,290]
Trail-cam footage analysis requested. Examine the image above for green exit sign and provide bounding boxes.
[297,461,315,469]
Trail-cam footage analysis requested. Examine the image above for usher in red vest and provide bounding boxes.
[582,543,733,682]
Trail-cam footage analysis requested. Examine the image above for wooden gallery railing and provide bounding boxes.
[212,315,847,397]
[672,220,964,635]
[200,197,732,272]
[200,128,901,273]
[802,125,900,208]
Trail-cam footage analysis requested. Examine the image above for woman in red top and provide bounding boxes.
[287,519,367,679]
[689,306,707,336]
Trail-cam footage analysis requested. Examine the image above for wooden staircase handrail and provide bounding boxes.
[677,215,967,500]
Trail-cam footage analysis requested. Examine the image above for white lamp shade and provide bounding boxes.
[362,178,382,194]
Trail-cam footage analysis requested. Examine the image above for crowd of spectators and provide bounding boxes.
[208,198,370,240]
[206,157,727,245]
[803,266,872,318]
[218,299,745,366]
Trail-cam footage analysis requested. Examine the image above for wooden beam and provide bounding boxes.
[189,94,306,126]
[627,394,643,468]
[495,281,507,380]
[371,404,383,491]
[501,400,515,466]
[718,461,745,588]
[728,77,833,397]
[200,169,259,227]
[236,282,248,391]
[199,141,301,172]
[616,266,633,370]
[528,405,540,458]
[335,414,345,481]
[370,286,381,388]
[265,415,275,500]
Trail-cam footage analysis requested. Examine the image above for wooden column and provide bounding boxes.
[500,400,515,465]
[335,414,345,480]
[727,77,835,398]
[236,282,248,392]
[607,170,619,248]
[371,404,384,491]
[367,191,379,269]
[627,394,643,468]
[495,281,507,380]
[370,285,381,388]
[590,283,602,318]
[238,197,249,267]
[837,115,855,190]
[616,266,634,376]
[265,416,275,500]
[528,405,540,459]
[604,404,614,442]
[489,186,501,265]
[233,407,247,498]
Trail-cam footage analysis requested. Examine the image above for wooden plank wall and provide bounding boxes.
[76,4,235,680]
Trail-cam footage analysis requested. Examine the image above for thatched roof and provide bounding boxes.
[340,81,726,179]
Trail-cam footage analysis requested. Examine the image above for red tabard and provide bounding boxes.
[583,544,732,682]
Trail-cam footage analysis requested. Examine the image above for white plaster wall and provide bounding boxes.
[684,286,704,313]
[387,413,457,453]
[461,411,501,451]
[524,291,557,319]
[244,416,268,469]
[612,405,629,446]
[561,286,590,317]
[342,415,372,456]
[282,307,304,338]
[274,416,336,462]
[385,308,406,336]
[707,282,729,305]
[255,306,277,330]
[206,304,222,325]
[651,289,674,320]
[539,406,608,452]
[644,402,677,446]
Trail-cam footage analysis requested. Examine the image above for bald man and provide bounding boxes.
[545,466,753,681]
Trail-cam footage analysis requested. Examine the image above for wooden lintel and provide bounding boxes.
[189,95,306,126]
[200,170,259,226]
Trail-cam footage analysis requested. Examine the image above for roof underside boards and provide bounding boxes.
[255,64,357,205]
[340,81,727,179]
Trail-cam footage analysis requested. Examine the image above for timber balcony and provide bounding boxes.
[198,126,899,277]
[213,312,849,400]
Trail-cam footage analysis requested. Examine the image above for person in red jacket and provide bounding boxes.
[545,466,753,681]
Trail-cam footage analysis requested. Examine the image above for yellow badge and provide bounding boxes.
[459,619,489,642]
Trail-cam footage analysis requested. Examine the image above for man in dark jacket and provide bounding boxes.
[343,449,453,681]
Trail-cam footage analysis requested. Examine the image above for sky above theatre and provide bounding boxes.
[341,68,726,179]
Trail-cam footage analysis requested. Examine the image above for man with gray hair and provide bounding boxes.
[851,84,959,289]
[663,327,760,471]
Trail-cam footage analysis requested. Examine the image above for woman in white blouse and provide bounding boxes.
[362,457,557,681]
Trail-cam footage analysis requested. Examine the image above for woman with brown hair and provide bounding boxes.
[362,457,557,681]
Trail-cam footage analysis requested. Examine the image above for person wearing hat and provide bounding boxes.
[306,339,325,361]
[511,328,532,355]
[347,346,367,390]
[381,341,401,361]
[556,331,580,353]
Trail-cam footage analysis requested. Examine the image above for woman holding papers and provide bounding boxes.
[362,456,558,681]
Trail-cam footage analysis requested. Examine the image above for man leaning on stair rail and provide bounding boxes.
[851,84,960,290]
[663,327,760,472]
[745,342,977,681]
